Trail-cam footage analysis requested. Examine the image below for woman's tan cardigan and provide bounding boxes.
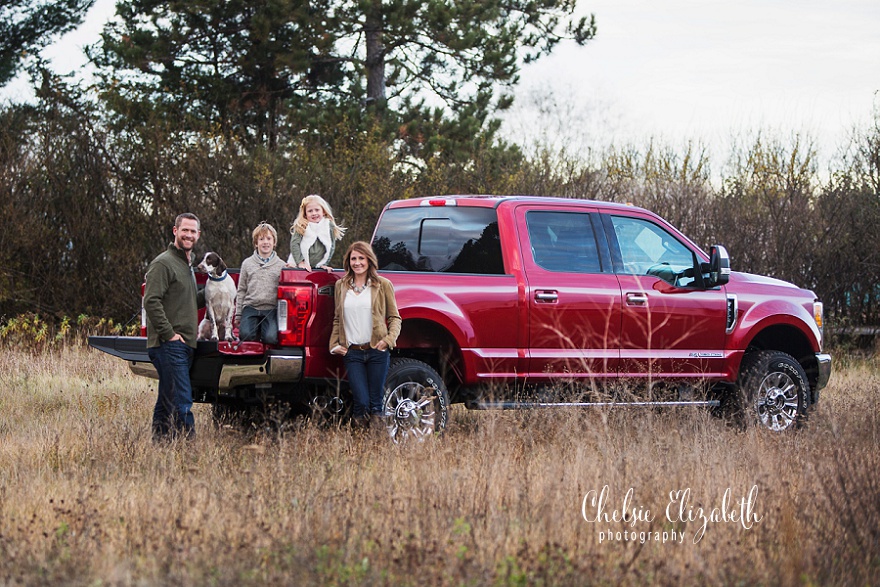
[329,275,402,351]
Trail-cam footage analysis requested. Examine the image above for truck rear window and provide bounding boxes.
[373,207,504,274]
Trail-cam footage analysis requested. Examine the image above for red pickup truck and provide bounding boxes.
[90,195,831,440]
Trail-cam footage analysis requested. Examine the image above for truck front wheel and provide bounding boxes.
[736,350,809,431]
[382,358,449,442]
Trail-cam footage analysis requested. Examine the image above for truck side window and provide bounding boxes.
[609,215,696,286]
[526,211,602,273]
[373,207,505,274]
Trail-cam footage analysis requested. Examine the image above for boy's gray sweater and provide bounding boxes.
[235,251,285,321]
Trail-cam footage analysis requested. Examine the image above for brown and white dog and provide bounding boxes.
[196,252,237,342]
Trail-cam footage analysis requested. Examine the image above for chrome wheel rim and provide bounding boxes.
[754,371,800,431]
[384,382,438,443]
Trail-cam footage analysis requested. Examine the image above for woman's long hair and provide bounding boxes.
[342,241,380,288]
[290,194,346,239]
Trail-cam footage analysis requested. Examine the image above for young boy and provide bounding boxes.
[235,222,286,344]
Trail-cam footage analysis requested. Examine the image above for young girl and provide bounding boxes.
[288,194,346,272]
[235,222,286,344]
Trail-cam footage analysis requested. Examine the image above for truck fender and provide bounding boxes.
[730,299,821,353]
[391,283,479,348]
[397,306,471,351]
[727,299,823,388]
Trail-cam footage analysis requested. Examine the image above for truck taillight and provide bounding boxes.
[140,283,147,337]
[277,286,313,346]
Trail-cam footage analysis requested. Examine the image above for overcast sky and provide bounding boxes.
[505,0,880,161]
[4,0,878,162]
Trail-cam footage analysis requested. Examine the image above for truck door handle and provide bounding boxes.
[535,291,558,303]
[626,293,648,305]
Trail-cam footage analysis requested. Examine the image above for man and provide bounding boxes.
[144,213,204,440]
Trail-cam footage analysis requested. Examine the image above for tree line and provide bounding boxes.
[2,86,879,333]
[0,0,878,335]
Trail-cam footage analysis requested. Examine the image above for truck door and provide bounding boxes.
[603,212,728,380]
[516,206,621,381]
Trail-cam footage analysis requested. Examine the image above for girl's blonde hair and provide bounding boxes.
[252,222,277,248]
[290,194,346,240]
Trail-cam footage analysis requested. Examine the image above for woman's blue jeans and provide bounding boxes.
[148,340,195,439]
[344,347,390,418]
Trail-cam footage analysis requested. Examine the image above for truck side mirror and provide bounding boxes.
[708,245,730,286]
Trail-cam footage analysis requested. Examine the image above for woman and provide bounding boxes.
[329,241,401,425]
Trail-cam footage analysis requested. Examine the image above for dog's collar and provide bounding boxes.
[208,270,229,282]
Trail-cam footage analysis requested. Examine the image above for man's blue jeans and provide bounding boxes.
[239,306,278,344]
[344,347,390,418]
[148,340,195,439]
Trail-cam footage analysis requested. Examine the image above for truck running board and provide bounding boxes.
[472,400,721,409]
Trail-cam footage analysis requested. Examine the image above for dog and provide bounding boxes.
[197,317,214,341]
[196,252,237,342]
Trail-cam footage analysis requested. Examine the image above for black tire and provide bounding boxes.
[382,358,449,442]
[735,350,809,431]
[212,399,248,428]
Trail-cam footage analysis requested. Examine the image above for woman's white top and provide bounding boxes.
[343,287,373,346]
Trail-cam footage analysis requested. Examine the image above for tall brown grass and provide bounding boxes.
[0,344,876,586]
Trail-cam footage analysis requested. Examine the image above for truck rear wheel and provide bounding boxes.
[736,350,808,431]
[382,358,449,442]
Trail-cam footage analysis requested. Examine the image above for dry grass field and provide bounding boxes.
[0,344,877,586]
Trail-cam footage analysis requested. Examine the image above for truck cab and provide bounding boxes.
[372,196,829,431]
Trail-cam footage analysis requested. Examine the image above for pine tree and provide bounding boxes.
[0,0,96,86]
[92,0,596,156]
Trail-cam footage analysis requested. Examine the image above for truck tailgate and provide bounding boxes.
[88,335,151,362]
[87,336,303,389]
